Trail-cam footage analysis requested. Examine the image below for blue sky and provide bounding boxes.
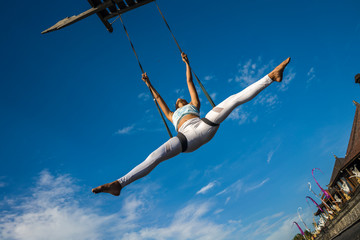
[1,0,360,239]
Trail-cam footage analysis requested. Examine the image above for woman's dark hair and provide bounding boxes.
[175,99,187,110]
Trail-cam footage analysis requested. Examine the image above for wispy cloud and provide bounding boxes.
[306,67,316,87]
[0,170,111,240]
[214,209,224,215]
[116,125,135,135]
[0,171,232,240]
[0,171,301,240]
[244,178,270,192]
[210,92,217,100]
[228,107,249,125]
[277,68,296,92]
[267,145,281,164]
[204,75,215,81]
[174,88,185,99]
[196,181,218,195]
[0,176,5,188]
[228,57,295,115]
[252,115,258,123]
[138,92,150,101]
[254,93,279,107]
[265,207,315,240]
[232,58,273,87]
[252,212,286,237]
[267,150,275,164]
[216,179,243,197]
[217,178,270,198]
[265,214,302,240]
[122,202,231,240]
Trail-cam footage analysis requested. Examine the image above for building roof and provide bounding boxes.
[344,101,360,165]
[328,101,360,187]
[329,156,346,187]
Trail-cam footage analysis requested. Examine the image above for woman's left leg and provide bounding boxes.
[205,75,273,125]
[205,57,290,125]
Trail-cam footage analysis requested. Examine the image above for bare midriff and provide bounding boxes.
[177,114,200,131]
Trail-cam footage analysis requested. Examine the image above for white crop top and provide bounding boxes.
[172,104,200,131]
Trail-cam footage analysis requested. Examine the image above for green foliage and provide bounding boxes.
[304,230,313,238]
[293,233,304,240]
[292,231,313,240]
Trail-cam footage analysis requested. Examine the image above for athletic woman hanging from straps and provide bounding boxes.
[92,53,291,196]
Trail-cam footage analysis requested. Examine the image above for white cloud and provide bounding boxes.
[233,58,295,93]
[244,178,270,192]
[174,88,185,99]
[0,171,306,240]
[252,212,286,237]
[0,176,5,188]
[0,170,107,240]
[196,181,218,195]
[229,58,295,114]
[216,179,243,197]
[0,171,234,240]
[306,67,316,87]
[210,92,217,100]
[214,209,224,215]
[277,68,296,92]
[204,75,215,81]
[138,92,150,101]
[217,178,270,198]
[228,219,241,224]
[228,107,249,125]
[121,202,232,240]
[267,150,275,164]
[267,145,281,164]
[266,215,301,240]
[234,58,273,87]
[254,93,279,107]
[116,125,135,135]
[252,115,258,123]
[265,207,315,240]
[0,170,159,240]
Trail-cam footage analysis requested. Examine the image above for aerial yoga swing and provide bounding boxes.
[40,0,290,197]
[92,4,291,196]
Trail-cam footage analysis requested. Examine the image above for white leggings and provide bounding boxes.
[118,75,273,187]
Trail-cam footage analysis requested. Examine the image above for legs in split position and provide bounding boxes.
[92,57,291,196]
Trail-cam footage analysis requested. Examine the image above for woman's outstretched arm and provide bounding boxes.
[142,73,173,122]
[182,53,200,110]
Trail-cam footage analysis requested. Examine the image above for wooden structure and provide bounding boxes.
[314,101,360,237]
[328,101,360,193]
[322,102,360,209]
[42,0,155,34]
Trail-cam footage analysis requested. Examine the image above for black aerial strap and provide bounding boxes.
[155,1,216,108]
[119,15,173,138]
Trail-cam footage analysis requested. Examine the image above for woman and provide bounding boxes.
[92,53,291,196]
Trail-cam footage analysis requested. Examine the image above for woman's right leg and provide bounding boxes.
[92,137,182,196]
[117,136,182,188]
